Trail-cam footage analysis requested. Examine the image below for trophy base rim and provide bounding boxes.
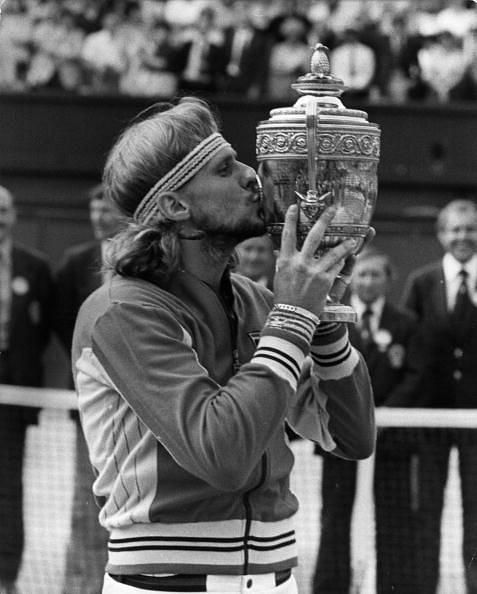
[320,304,357,324]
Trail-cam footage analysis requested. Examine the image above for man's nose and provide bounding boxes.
[241,163,258,188]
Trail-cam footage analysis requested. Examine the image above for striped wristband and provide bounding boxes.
[264,304,320,347]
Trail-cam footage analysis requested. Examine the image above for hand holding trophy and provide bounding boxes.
[256,44,381,322]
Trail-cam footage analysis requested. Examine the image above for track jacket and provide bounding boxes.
[72,269,375,576]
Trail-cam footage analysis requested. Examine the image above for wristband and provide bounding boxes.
[273,303,321,326]
[265,304,320,347]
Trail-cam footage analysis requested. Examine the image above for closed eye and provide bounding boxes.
[218,158,235,176]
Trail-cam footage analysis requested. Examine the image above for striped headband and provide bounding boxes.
[134,132,231,225]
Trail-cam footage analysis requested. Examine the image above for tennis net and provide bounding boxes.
[291,407,476,594]
[1,386,475,594]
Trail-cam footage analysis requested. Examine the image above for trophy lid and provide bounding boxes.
[256,43,380,163]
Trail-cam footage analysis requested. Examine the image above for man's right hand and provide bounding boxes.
[273,204,357,318]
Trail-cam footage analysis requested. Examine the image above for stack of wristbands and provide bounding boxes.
[265,304,320,349]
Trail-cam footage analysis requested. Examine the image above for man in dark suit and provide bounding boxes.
[54,184,122,594]
[0,185,54,594]
[176,6,227,95]
[313,247,424,594]
[220,0,271,98]
[401,199,477,594]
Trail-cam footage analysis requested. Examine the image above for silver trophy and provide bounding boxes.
[256,44,381,322]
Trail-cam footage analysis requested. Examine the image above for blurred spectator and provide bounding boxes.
[63,0,108,34]
[359,16,394,100]
[220,0,271,98]
[177,5,226,95]
[234,234,275,291]
[81,11,128,93]
[54,184,123,351]
[266,0,308,40]
[264,13,311,101]
[327,0,366,35]
[330,27,376,102]
[25,7,85,91]
[163,0,216,32]
[142,0,167,24]
[212,0,237,30]
[118,1,147,65]
[28,8,85,91]
[385,9,423,103]
[121,17,181,97]
[435,0,477,40]
[409,30,467,102]
[0,26,21,90]
[0,185,54,594]
[307,2,337,51]
[401,199,477,594]
[2,0,477,103]
[24,7,58,89]
[54,184,123,594]
[0,0,32,89]
[246,0,273,33]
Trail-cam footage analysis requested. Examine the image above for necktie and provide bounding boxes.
[361,307,373,346]
[453,269,472,321]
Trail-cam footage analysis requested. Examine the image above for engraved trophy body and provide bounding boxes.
[256,44,381,322]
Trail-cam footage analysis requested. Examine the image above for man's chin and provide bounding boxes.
[452,248,476,263]
[205,223,267,244]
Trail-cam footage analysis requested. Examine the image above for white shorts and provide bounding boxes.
[102,572,298,594]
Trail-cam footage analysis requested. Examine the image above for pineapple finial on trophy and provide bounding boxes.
[291,43,346,98]
[310,43,331,77]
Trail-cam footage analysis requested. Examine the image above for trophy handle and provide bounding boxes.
[305,99,319,204]
[299,99,328,222]
[305,99,357,324]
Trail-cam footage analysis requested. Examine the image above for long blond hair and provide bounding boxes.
[103,97,220,284]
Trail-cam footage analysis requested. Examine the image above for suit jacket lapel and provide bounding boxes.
[9,247,25,329]
[434,265,448,319]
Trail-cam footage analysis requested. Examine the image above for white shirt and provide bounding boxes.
[442,252,477,310]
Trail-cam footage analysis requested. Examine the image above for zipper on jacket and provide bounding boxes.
[242,453,268,573]
[217,273,241,373]
[217,273,270,570]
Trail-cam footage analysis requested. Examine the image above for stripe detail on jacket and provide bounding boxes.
[251,336,305,389]
[310,324,359,380]
[106,518,298,575]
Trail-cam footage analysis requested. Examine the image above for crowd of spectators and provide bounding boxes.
[1,0,477,103]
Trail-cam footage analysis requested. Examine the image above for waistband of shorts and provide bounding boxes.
[109,569,292,591]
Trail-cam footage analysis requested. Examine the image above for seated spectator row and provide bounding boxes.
[1,0,477,103]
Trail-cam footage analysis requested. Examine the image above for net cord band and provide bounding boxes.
[2,385,477,429]
[133,132,231,225]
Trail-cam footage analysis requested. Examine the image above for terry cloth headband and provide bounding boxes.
[133,132,231,225]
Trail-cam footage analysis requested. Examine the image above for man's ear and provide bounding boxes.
[155,191,190,222]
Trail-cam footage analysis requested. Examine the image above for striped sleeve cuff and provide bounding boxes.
[310,323,360,380]
[251,335,306,391]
